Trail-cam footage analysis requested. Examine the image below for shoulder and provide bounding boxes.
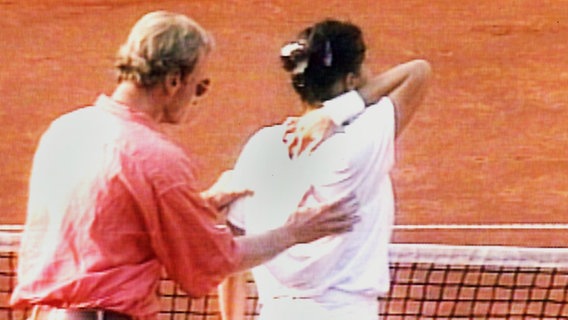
[231,123,293,191]
[341,96,396,142]
[45,106,98,133]
[245,124,286,147]
[127,136,198,196]
[137,130,194,174]
[38,106,108,152]
[314,97,396,170]
[237,124,287,162]
[106,112,198,189]
[352,96,395,127]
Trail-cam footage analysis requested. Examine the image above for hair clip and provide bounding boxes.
[281,40,309,75]
[280,40,306,58]
[323,41,333,67]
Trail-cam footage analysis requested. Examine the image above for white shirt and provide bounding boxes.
[228,96,396,311]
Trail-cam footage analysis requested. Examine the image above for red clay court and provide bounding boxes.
[2,2,568,319]
[1,1,568,243]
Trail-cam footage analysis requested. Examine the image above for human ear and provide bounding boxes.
[164,72,182,96]
[344,72,359,90]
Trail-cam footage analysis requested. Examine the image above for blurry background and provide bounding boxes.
[1,0,568,245]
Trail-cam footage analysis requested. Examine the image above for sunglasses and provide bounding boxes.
[195,78,210,97]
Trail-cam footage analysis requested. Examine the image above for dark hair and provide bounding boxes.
[280,19,366,104]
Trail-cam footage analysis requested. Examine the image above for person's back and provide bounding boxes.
[228,95,396,313]
[12,96,203,316]
[223,19,431,320]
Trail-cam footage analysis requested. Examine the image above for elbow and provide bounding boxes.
[417,59,433,84]
[413,59,433,82]
[407,59,433,95]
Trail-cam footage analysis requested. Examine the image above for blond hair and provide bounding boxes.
[115,11,214,87]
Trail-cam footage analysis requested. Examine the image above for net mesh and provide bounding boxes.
[2,228,568,319]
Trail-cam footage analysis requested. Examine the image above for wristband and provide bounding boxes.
[321,91,365,125]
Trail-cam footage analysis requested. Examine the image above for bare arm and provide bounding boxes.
[219,225,247,320]
[218,196,358,320]
[286,59,432,157]
[200,170,253,214]
[357,59,432,136]
[233,193,358,272]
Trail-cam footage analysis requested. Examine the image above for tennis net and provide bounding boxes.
[2,227,568,319]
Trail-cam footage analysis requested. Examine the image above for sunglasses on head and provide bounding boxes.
[195,78,210,97]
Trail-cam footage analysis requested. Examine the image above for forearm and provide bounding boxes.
[357,60,429,105]
[233,226,297,272]
[317,60,430,126]
[229,193,358,272]
[387,59,431,133]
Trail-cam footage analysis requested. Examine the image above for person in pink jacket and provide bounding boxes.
[11,11,359,320]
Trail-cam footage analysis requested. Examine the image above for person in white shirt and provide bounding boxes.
[220,19,431,320]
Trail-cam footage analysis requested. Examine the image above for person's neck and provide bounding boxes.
[302,82,350,115]
[302,101,323,115]
[111,82,163,122]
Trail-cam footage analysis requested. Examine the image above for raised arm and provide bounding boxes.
[357,59,432,136]
[286,59,432,157]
